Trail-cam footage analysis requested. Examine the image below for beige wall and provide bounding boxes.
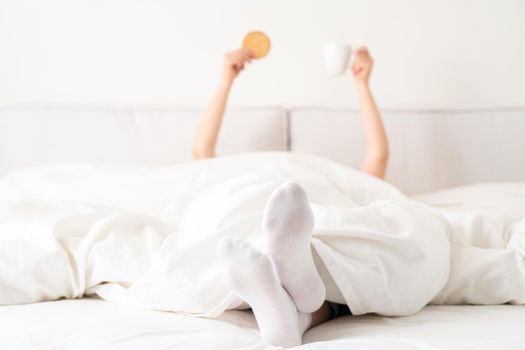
[0,0,524,109]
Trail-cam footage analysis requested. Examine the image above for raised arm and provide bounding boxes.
[192,49,254,160]
[352,47,389,179]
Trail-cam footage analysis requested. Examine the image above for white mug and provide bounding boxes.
[323,42,352,76]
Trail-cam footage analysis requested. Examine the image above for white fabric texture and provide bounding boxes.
[2,299,524,350]
[0,153,523,318]
[0,107,288,174]
[413,184,525,305]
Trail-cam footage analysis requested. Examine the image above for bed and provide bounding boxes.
[2,299,524,350]
[0,106,524,350]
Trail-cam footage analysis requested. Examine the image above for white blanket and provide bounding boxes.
[415,184,525,305]
[0,152,523,317]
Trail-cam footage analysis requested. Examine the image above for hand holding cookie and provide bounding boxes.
[221,31,270,85]
[223,49,255,84]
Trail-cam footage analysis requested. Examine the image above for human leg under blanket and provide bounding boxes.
[263,181,326,313]
[215,182,338,347]
[215,181,453,346]
[216,237,312,347]
[310,198,452,316]
[216,237,336,347]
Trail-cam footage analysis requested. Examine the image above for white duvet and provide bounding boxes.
[0,152,524,318]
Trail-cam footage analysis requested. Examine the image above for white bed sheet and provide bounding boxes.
[1,298,523,350]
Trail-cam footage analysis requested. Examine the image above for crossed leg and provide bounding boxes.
[216,182,333,347]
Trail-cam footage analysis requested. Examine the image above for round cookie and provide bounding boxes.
[243,31,271,59]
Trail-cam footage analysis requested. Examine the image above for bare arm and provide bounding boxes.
[192,80,232,159]
[192,49,254,160]
[352,47,389,179]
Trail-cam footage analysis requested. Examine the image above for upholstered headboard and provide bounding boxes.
[1,106,524,194]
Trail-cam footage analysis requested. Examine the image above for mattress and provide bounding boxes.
[1,298,523,350]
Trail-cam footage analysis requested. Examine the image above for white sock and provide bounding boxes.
[263,181,326,313]
[216,237,310,347]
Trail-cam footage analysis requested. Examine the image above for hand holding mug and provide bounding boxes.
[351,47,373,84]
[323,43,373,84]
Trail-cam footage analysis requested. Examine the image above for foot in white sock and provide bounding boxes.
[216,237,309,348]
[263,181,326,313]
